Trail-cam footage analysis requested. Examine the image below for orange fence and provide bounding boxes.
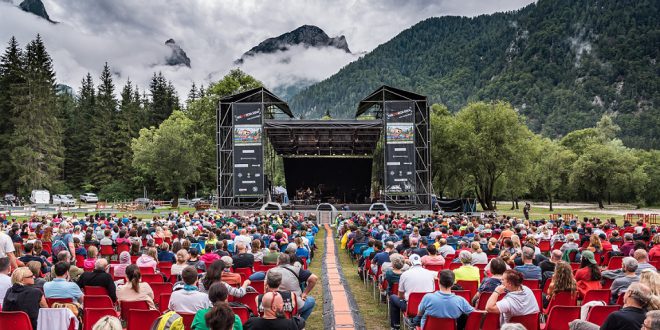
[624,213,658,225]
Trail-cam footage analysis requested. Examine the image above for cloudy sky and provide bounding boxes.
[0,0,534,99]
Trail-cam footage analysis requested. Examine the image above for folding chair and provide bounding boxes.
[142,274,164,283]
[452,290,472,303]
[417,316,456,330]
[179,312,195,330]
[582,289,610,304]
[0,311,32,329]
[251,280,266,294]
[476,291,505,310]
[83,308,117,330]
[456,280,479,300]
[83,295,114,309]
[523,279,540,289]
[46,297,73,307]
[540,306,580,330]
[607,256,624,270]
[543,292,577,315]
[139,266,155,274]
[159,293,171,313]
[149,282,173,308]
[510,312,539,330]
[127,309,160,330]
[236,292,259,315]
[403,292,429,330]
[119,300,151,325]
[84,286,109,296]
[230,306,250,324]
[585,305,620,326]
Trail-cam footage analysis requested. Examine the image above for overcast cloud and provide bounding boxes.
[0,0,534,99]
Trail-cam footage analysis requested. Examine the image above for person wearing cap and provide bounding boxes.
[610,257,640,304]
[389,254,437,329]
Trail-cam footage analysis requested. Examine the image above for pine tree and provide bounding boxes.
[63,73,95,189]
[187,82,198,104]
[0,37,24,192]
[115,79,143,187]
[9,35,64,195]
[90,62,118,188]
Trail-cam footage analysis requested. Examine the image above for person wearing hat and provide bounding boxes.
[389,254,437,329]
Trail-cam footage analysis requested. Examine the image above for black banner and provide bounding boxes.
[384,101,416,194]
[233,103,264,197]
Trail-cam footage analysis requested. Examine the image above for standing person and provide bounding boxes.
[485,269,539,325]
[389,254,437,329]
[523,203,531,221]
[2,267,47,330]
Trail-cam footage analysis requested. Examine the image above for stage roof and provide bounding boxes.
[264,120,382,156]
[220,87,293,118]
[356,85,427,117]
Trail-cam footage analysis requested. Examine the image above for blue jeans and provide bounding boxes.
[249,271,265,281]
[389,295,407,328]
[298,296,316,320]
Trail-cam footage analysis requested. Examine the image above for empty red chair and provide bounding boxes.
[586,305,620,326]
[83,295,114,309]
[543,291,577,315]
[179,312,195,330]
[119,300,151,324]
[416,316,456,330]
[237,292,259,315]
[510,312,539,330]
[84,308,117,330]
[0,311,32,329]
[127,309,160,330]
[403,292,429,319]
[100,245,114,256]
[46,297,73,307]
[476,291,505,310]
[139,267,155,274]
[84,286,108,296]
[539,241,551,253]
[582,289,610,304]
[230,306,250,325]
[142,274,164,283]
[540,306,580,330]
[456,280,479,300]
[159,293,172,313]
[523,279,540,289]
[607,256,624,270]
[452,290,471,303]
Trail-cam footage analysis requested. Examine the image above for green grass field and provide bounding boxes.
[305,227,326,330]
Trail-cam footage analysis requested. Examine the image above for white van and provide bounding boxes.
[30,190,50,204]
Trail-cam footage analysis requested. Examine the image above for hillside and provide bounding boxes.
[289,0,659,148]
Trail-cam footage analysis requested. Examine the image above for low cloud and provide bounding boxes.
[0,0,534,99]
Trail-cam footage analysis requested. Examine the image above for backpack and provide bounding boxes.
[52,301,83,325]
[52,234,70,260]
[150,311,185,330]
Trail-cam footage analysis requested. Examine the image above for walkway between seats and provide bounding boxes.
[323,224,364,329]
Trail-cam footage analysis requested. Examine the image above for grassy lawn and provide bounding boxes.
[3,206,198,222]
[488,206,625,225]
[335,234,391,330]
[305,226,326,330]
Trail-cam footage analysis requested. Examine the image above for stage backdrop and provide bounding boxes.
[384,101,416,195]
[232,103,264,197]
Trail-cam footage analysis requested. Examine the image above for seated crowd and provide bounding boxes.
[340,213,660,330]
[0,211,318,330]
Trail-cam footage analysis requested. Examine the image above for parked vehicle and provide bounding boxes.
[80,193,99,203]
[52,194,76,206]
[134,197,151,206]
[316,203,337,212]
[260,202,282,211]
[30,190,50,204]
[369,202,389,212]
[188,198,203,206]
[177,198,189,205]
[3,193,16,203]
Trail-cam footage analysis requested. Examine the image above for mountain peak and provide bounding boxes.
[164,39,191,68]
[236,25,351,64]
[19,0,56,23]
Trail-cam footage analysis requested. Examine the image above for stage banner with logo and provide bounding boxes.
[232,103,264,197]
[384,101,416,194]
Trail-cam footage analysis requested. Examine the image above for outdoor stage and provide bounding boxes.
[217,85,432,210]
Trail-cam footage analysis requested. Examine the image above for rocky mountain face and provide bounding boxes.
[165,39,191,68]
[235,25,351,64]
[19,0,55,23]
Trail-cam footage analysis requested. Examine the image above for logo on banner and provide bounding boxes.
[386,108,413,120]
[234,109,261,122]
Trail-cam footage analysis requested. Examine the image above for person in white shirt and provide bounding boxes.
[0,257,12,302]
[234,229,252,253]
[0,231,17,269]
[388,254,437,329]
[168,266,212,314]
[438,238,456,257]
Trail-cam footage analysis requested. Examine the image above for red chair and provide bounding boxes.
[149,282,173,306]
[586,305,620,326]
[569,263,580,271]
[42,241,52,254]
[139,267,155,274]
[531,289,543,310]
[456,280,479,300]
[416,316,456,330]
[543,291,577,315]
[616,293,625,305]
[127,309,160,330]
[602,278,614,290]
[482,312,501,330]
[142,274,164,283]
[476,291,505,310]
[582,289,610,304]
[179,312,196,330]
[0,311,32,329]
[251,280,266,294]
[452,290,472,303]
[76,254,85,268]
[131,255,139,263]
[154,237,164,245]
[117,244,130,254]
[422,264,443,273]
[540,306,580,330]
[119,300,151,324]
[83,308,117,330]
[159,293,172,313]
[100,245,114,256]
[84,286,109,296]
[464,310,485,330]
[510,313,539,330]
[539,241,551,253]
[403,292,429,320]
[523,279,540,289]
[448,263,461,270]
[230,306,250,325]
[254,264,276,272]
[83,295,114,309]
[46,297,73,307]
[237,292,259,315]
[551,242,564,251]
[607,256,624,270]
[159,266,172,279]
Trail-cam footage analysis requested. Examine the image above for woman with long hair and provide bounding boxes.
[544,262,576,308]
[171,249,190,277]
[639,269,660,310]
[192,282,242,330]
[586,234,603,253]
[117,264,155,309]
